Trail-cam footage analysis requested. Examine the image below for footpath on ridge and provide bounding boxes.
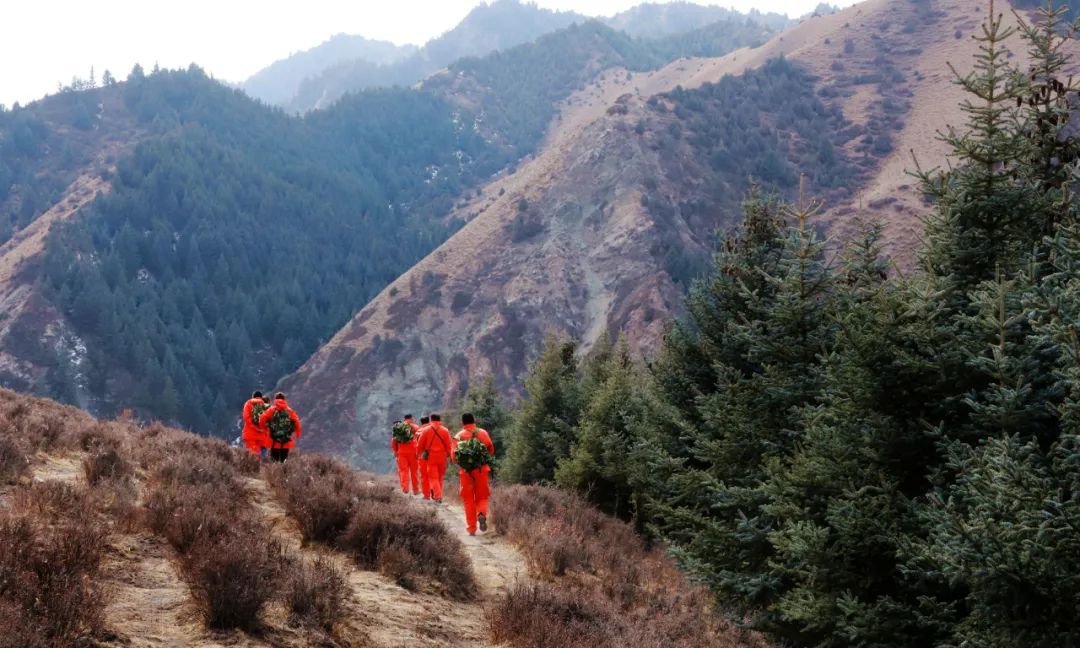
[21,450,530,647]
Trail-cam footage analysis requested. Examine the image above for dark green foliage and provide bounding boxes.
[438,19,773,160]
[504,5,1080,646]
[459,375,511,463]
[455,437,492,471]
[501,337,583,484]
[40,67,502,433]
[391,421,414,444]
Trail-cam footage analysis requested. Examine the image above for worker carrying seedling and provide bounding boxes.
[416,416,432,499]
[417,413,453,502]
[259,392,302,463]
[241,391,271,458]
[453,412,495,535]
[391,414,421,495]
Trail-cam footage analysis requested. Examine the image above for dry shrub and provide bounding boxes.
[13,481,94,520]
[338,500,476,599]
[0,505,107,645]
[490,486,763,648]
[267,458,358,543]
[270,454,477,600]
[186,530,284,630]
[285,556,348,631]
[141,451,288,631]
[0,436,28,484]
[488,582,618,648]
[83,446,134,485]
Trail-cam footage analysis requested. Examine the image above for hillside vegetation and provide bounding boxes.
[0,387,759,647]
[494,5,1080,647]
[1,12,778,437]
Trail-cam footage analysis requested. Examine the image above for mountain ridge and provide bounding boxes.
[281,0,1052,467]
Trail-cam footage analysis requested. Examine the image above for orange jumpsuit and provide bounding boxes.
[416,424,432,499]
[453,425,495,535]
[241,398,269,456]
[392,420,421,494]
[417,422,453,501]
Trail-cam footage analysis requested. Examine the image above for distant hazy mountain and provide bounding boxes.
[287,0,586,112]
[605,1,791,38]
[242,34,417,106]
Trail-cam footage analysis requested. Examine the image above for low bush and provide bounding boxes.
[83,447,134,485]
[285,556,348,631]
[338,500,476,599]
[0,502,108,645]
[270,454,477,600]
[142,452,281,630]
[490,485,762,648]
[0,436,28,484]
[186,530,284,631]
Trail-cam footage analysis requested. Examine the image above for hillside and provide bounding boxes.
[0,387,763,647]
[0,70,502,434]
[241,34,417,106]
[281,0,1053,466]
[0,17,768,438]
[286,0,587,113]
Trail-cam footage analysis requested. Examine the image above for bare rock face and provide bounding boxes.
[283,96,713,467]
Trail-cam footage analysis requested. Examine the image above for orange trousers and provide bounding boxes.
[418,457,431,499]
[426,459,448,501]
[460,468,491,534]
[396,452,420,494]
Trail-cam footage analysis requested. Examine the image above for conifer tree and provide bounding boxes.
[556,340,650,521]
[460,374,511,462]
[501,336,583,484]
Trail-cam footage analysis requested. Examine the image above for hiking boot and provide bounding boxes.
[478,513,487,532]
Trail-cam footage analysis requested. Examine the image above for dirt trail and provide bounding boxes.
[246,474,530,647]
[19,449,529,646]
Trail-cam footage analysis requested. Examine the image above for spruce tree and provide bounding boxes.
[501,336,583,484]
[460,374,511,462]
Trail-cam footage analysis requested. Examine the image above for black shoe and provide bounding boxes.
[478,513,487,532]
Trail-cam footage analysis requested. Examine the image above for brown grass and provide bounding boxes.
[268,454,478,599]
[489,485,766,648]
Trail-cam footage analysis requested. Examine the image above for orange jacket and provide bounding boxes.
[418,422,453,463]
[392,420,420,456]
[241,398,269,447]
[259,398,303,449]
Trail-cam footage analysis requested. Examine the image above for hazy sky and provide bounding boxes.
[1,0,858,107]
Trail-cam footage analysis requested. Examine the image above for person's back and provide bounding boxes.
[241,391,270,458]
[453,413,495,534]
[259,392,302,463]
[392,414,421,495]
[418,414,452,502]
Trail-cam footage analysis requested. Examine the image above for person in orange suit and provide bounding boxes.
[241,391,270,458]
[417,413,453,503]
[416,416,432,499]
[453,412,495,535]
[259,392,303,463]
[392,414,421,495]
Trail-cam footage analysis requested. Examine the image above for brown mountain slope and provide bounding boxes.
[283,0,1052,467]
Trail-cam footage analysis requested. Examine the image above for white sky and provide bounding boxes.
[0,0,858,107]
